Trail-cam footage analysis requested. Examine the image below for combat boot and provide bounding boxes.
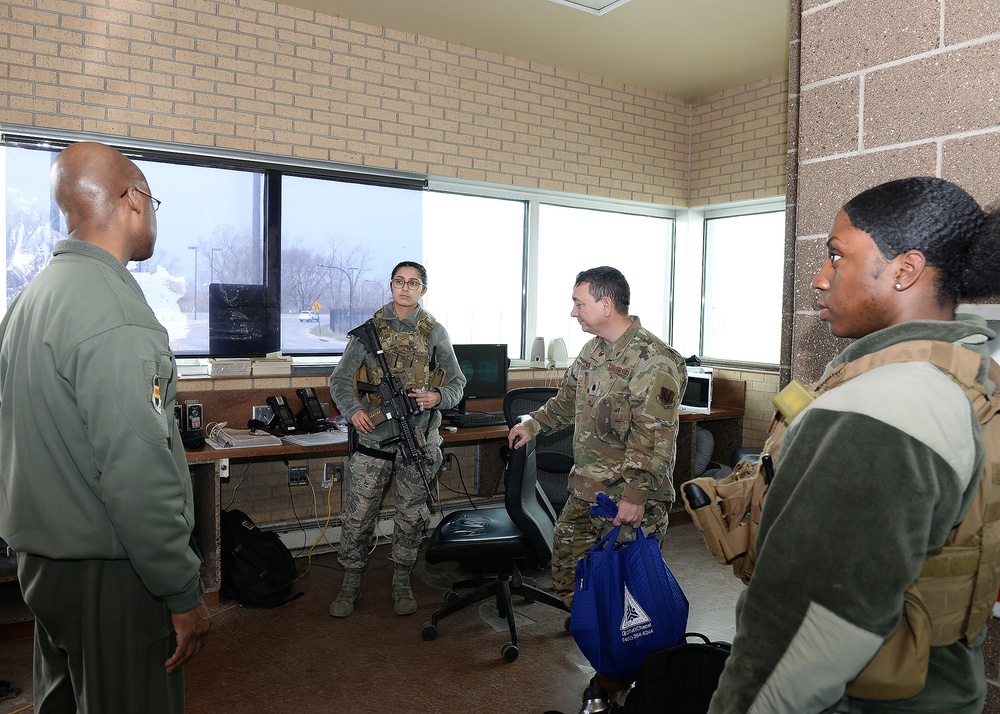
[392,566,417,616]
[330,569,362,617]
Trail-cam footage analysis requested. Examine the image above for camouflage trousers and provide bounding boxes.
[552,492,671,608]
[337,443,442,572]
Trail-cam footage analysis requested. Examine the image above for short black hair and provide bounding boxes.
[843,176,1000,304]
[575,266,630,315]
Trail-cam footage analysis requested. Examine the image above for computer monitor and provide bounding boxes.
[451,343,509,412]
[207,283,279,357]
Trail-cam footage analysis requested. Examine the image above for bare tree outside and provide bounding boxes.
[282,242,327,312]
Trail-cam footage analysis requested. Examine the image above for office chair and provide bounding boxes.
[503,386,574,515]
[421,439,570,663]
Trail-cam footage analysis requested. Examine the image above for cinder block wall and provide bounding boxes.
[790,0,1000,382]
[789,0,1000,707]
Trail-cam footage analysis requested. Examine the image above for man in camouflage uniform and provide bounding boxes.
[508,266,687,691]
[329,261,466,618]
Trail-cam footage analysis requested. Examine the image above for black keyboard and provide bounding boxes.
[448,411,507,428]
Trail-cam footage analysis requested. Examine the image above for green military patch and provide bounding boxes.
[644,368,681,420]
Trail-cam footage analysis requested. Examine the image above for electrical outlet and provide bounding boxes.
[440,453,454,472]
[288,465,309,487]
[253,405,273,423]
[332,463,344,483]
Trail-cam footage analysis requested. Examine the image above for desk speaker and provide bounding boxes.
[547,337,568,368]
[530,337,545,364]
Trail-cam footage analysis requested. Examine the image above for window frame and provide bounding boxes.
[697,198,786,370]
[3,126,785,369]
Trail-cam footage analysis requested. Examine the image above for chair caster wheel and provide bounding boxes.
[421,623,437,641]
[564,615,571,632]
[444,590,460,605]
[501,642,519,662]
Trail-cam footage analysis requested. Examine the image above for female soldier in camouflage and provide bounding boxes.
[329,261,466,617]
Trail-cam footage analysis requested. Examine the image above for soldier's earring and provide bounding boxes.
[895,283,903,290]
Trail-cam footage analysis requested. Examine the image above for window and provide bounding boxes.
[3,130,784,368]
[701,210,785,364]
[422,191,525,350]
[2,143,265,356]
[138,161,264,356]
[280,176,423,354]
[536,204,673,358]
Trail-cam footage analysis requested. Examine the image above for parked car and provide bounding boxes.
[298,310,320,322]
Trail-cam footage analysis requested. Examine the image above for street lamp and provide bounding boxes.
[364,279,389,307]
[211,247,222,283]
[188,246,198,320]
[319,263,357,329]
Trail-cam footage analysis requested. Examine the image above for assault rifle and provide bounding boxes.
[347,319,434,499]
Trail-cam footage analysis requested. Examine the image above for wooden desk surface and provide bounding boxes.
[183,410,743,464]
[185,424,510,464]
[679,405,744,422]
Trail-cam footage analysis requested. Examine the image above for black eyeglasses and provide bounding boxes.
[120,186,161,212]
[391,277,424,290]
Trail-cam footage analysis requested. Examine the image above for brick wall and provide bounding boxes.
[713,367,780,448]
[2,0,793,545]
[1,0,786,208]
[689,77,789,206]
[2,0,692,203]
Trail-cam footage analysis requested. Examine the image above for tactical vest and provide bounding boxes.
[682,340,1000,701]
[355,307,447,404]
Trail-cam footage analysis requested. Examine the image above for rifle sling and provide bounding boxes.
[355,443,398,462]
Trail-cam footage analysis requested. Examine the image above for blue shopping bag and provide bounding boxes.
[570,516,689,680]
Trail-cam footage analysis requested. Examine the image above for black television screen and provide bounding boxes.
[207,283,279,357]
[452,343,508,404]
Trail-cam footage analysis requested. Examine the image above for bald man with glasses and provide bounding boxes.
[0,141,210,713]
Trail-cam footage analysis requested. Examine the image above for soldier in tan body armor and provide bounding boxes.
[329,261,466,618]
[707,178,1000,713]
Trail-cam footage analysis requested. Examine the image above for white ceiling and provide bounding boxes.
[275,0,791,101]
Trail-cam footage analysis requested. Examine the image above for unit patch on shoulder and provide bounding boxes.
[151,374,163,414]
[643,368,680,420]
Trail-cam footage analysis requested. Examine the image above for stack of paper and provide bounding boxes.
[283,430,349,446]
[251,354,293,376]
[178,360,211,378]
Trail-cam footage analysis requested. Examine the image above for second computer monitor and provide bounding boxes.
[452,343,508,409]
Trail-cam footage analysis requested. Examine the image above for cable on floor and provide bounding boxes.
[293,472,337,582]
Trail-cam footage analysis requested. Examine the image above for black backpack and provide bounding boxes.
[220,509,299,608]
[621,632,731,714]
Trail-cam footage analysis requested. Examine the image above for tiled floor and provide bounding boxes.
[0,520,743,714]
